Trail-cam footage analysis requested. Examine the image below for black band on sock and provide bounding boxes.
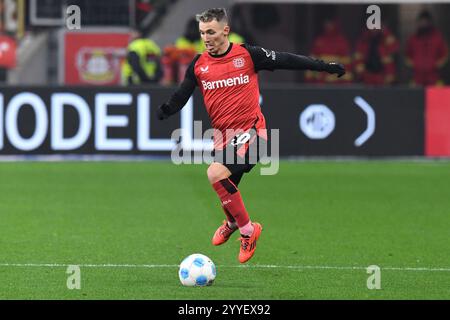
[220,178,238,194]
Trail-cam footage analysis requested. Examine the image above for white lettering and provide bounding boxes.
[1,91,215,153]
[51,93,91,150]
[137,93,175,150]
[95,93,132,150]
[202,74,250,90]
[5,92,48,151]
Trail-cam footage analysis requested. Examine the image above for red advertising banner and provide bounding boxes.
[426,87,450,156]
[63,31,130,85]
[0,35,17,68]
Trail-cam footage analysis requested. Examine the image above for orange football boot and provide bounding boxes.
[238,222,262,263]
[212,220,238,246]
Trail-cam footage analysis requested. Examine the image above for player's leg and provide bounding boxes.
[208,162,239,245]
[211,171,244,245]
[208,162,261,263]
[229,133,265,263]
[208,163,254,236]
[222,172,244,222]
[208,162,254,236]
[222,171,244,225]
[206,161,232,184]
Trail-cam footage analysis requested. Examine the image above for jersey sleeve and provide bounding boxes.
[164,55,200,115]
[184,54,200,84]
[242,43,328,73]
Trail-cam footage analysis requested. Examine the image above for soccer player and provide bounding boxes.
[157,8,345,263]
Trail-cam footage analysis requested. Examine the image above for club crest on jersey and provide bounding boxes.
[200,65,209,73]
[233,57,245,68]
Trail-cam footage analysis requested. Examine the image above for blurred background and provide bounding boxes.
[1,0,450,86]
[0,0,449,157]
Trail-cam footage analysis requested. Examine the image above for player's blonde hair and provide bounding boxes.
[196,8,229,24]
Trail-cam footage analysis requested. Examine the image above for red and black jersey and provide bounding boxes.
[165,42,331,149]
[190,44,266,148]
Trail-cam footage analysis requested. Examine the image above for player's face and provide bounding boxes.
[199,20,230,55]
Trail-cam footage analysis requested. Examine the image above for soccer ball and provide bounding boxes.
[178,253,216,287]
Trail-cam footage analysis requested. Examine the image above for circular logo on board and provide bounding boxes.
[299,104,335,139]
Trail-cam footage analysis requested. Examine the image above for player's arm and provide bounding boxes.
[242,44,345,77]
[157,55,199,120]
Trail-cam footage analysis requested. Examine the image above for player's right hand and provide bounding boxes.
[157,103,170,120]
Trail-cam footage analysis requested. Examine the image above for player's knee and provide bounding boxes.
[206,165,222,184]
[207,163,229,184]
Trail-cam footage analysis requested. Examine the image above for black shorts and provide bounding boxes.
[213,129,267,175]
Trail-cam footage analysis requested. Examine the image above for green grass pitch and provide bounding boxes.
[0,161,449,299]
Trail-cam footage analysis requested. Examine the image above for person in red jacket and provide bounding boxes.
[406,10,449,86]
[305,18,352,84]
[354,26,399,85]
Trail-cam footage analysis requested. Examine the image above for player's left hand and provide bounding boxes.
[157,103,171,120]
[326,62,346,78]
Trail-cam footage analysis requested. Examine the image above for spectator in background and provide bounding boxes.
[230,4,255,45]
[0,33,17,83]
[406,10,448,86]
[162,18,201,85]
[354,26,399,85]
[175,18,205,54]
[305,18,352,84]
[121,28,162,85]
